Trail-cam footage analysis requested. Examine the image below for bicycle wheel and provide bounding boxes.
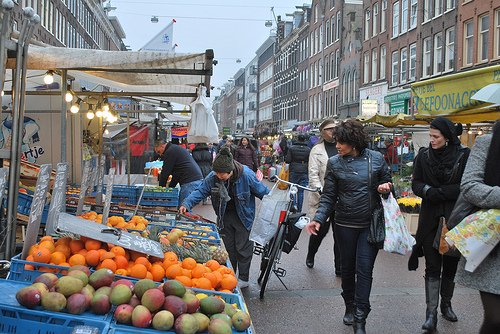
[259,224,286,299]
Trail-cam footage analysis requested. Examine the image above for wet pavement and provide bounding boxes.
[191,180,483,334]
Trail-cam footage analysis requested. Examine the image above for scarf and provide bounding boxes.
[427,143,460,183]
[485,121,500,187]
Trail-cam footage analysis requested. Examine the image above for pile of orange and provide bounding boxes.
[79,212,148,231]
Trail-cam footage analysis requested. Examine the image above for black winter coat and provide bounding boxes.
[191,146,213,178]
[285,142,311,174]
[234,146,259,172]
[411,145,470,243]
[158,143,203,187]
[314,149,392,228]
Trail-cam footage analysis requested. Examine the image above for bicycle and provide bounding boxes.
[254,175,320,299]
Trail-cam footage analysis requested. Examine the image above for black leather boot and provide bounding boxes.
[306,234,322,268]
[422,277,440,333]
[352,308,366,334]
[305,253,314,268]
[342,294,355,326]
[440,277,458,322]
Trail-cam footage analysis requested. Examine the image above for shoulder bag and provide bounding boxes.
[367,152,385,249]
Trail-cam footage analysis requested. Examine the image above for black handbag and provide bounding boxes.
[446,193,478,230]
[367,153,385,249]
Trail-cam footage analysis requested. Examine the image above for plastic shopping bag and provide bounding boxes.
[277,163,289,190]
[381,193,416,255]
[249,185,289,246]
[445,209,500,273]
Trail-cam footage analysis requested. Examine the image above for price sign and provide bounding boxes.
[45,163,68,235]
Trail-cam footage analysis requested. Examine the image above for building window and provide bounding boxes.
[423,0,431,22]
[400,47,407,83]
[401,0,408,33]
[371,48,378,82]
[446,0,456,11]
[495,9,500,59]
[342,73,348,103]
[336,12,341,40]
[423,37,432,77]
[392,2,399,38]
[326,19,331,45]
[409,43,416,81]
[381,0,387,32]
[380,45,386,79]
[445,27,455,71]
[391,51,399,86]
[363,52,370,83]
[478,14,490,62]
[352,70,357,101]
[464,20,474,65]
[435,0,443,17]
[314,4,319,22]
[335,49,340,77]
[331,18,335,42]
[347,72,352,102]
[365,9,371,40]
[410,0,418,29]
[373,3,379,36]
[434,33,443,74]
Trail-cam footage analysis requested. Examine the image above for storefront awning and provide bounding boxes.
[411,65,500,122]
[358,113,429,127]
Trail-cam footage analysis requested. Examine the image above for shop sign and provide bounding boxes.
[411,64,500,116]
[108,98,132,110]
[171,126,188,138]
[361,99,378,117]
[323,79,339,91]
[384,90,412,104]
[222,127,231,135]
[390,100,408,115]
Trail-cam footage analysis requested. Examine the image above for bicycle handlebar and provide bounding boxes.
[270,175,321,193]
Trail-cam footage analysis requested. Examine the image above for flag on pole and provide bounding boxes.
[140,19,176,51]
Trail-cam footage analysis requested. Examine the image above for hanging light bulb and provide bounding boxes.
[1,90,4,96]
[108,115,116,123]
[104,129,109,135]
[478,129,483,135]
[70,103,79,113]
[102,109,110,119]
[43,70,54,84]
[87,111,95,119]
[467,129,473,135]
[65,91,73,102]
[102,98,110,112]
[95,103,103,117]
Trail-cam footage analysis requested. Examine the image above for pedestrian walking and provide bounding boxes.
[383,138,399,173]
[305,119,341,276]
[454,120,500,334]
[408,117,470,333]
[191,143,213,178]
[154,139,204,204]
[234,136,259,172]
[305,119,392,334]
[285,134,311,212]
[179,147,269,288]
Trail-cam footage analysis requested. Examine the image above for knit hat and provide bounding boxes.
[430,117,462,145]
[212,147,234,173]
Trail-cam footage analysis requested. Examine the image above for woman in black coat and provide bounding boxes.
[191,143,213,178]
[234,137,259,172]
[410,117,470,333]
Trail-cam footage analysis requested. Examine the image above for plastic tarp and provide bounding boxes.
[187,86,219,143]
[357,113,429,127]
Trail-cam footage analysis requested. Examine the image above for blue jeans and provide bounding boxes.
[179,179,203,206]
[336,224,379,314]
[289,171,308,212]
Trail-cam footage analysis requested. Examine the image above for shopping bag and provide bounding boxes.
[249,184,289,246]
[381,193,416,255]
[277,163,289,190]
[445,209,500,272]
[432,217,461,257]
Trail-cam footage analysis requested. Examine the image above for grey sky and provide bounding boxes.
[111,0,302,96]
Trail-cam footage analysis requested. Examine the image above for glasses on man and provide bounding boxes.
[323,128,335,132]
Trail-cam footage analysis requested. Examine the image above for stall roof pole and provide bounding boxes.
[60,69,67,163]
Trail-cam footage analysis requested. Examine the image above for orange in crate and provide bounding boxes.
[85,250,100,267]
[129,263,148,279]
[32,247,51,264]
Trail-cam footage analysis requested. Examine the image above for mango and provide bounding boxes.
[66,293,88,314]
[175,313,199,334]
[110,284,133,305]
[141,288,165,312]
[114,304,134,324]
[54,276,84,297]
[129,294,141,307]
[31,283,49,297]
[133,278,156,299]
[223,303,238,317]
[182,293,200,314]
[89,268,114,289]
[132,305,152,328]
[163,279,186,297]
[211,313,232,327]
[68,265,91,276]
[152,310,175,331]
[33,273,58,289]
[200,296,225,316]
[95,286,112,296]
[41,292,66,312]
[81,284,95,305]
[192,312,210,332]
[16,286,42,309]
[163,295,187,318]
[91,293,111,315]
[208,318,232,334]
[111,278,134,290]
[67,269,89,285]
[232,310,251,331]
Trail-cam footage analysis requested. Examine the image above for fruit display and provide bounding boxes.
[79,211,149,232]
[13,269,251,334]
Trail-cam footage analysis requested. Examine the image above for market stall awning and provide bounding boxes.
[5,45,214,105]
[357,113,429,127]
[411,65,500,122]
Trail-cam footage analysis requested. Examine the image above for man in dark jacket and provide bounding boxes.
[285,134,311,212]
[154,139,204,204]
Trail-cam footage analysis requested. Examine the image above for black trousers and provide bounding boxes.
[307,217,341,272]
[422,228,460,280]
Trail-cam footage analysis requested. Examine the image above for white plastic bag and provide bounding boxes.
[382,193,416,255]
[187,86,219,143]
[250,184,289,246]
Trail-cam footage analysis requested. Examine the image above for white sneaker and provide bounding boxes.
[238,280,249,289]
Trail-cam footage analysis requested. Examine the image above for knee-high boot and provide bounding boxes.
[440,277,458,322]
[342,293,354,326]
[352,308,367,334]
[422,277,440,333]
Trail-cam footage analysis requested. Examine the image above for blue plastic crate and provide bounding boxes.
[140,188,179,207]
[7,254,74,283]
[102,185,140,205]
[108,289,252,334]
[139,198,178,207]
[0,304,110,334]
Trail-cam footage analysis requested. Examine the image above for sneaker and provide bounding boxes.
[238,280,249,289]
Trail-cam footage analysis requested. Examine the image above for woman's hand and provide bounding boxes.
[377,182,392,194]
[178,206,187,214]
[305,221,321,235]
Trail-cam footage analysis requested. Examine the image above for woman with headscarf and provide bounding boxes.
[455,120,500,334]
[409,117,470,333]
[305,118,341,276]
